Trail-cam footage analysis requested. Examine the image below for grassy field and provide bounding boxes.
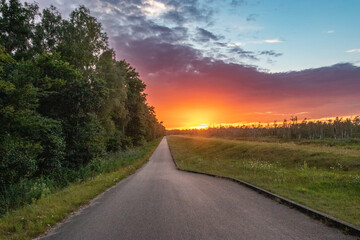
[167,135,360,227]
[228,136,360,151]
[0,138,161,240]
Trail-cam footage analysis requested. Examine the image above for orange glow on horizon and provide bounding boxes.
[148,90,360,130]
[189,124,208,130]
[165,114,360,130]
[146,91,241,129]
[144,75,360,130]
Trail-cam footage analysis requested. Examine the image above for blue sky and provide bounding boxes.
[191,0,360,72]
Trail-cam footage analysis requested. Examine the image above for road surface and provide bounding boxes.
[40,137,356,240]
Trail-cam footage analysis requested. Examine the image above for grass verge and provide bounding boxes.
[167,135,360,227]
[0,138,161,240]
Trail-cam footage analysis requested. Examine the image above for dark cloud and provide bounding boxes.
[229,46,258,60]
[194,27,222,42]
[99,0,144,15]
[160,0,214,25]
[259,50,283,57]
[162,10,187,25]
[100,0,142,5]
[230,0,246,6]
[98,10,190,45]
[230,0,262,7]
[214,42,227,47]
[246,13,258,22]
[113,36,202,74]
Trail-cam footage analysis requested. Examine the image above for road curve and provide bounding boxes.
[40,137,356,240]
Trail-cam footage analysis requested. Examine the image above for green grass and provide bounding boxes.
[0,138,161,240]
[229,136,360,151]
[167,135,360,227]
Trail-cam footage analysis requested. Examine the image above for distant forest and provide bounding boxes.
[168,116,360,140]
[0,0,165,210]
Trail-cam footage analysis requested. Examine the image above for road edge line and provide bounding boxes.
[166,138,360,237]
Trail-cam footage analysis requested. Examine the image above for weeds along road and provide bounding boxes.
[40,137,355,240]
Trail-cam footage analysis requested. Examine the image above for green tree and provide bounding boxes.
[28,52,107,167]
[57,6,108,71]
[0,47,65,184]
[96,50,129,150]
[0,0,38,60]
[122,61,148,145]
[33,6,63,54]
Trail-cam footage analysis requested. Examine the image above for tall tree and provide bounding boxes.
[0,0,38,60]
[57,6,108,71]
[33,6,63,54]
[122,61,148,145]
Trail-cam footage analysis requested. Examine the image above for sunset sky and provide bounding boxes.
[30,0,360,129]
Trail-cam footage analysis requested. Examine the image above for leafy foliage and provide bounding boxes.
[0,0,165,214]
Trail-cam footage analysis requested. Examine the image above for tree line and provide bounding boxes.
[0,0,165,207]
[168,116,360,140]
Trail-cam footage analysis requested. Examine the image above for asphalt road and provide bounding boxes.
[40,137,356,240]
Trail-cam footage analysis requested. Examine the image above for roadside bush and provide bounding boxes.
[0,177,54,215]
[0,136,39,186]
